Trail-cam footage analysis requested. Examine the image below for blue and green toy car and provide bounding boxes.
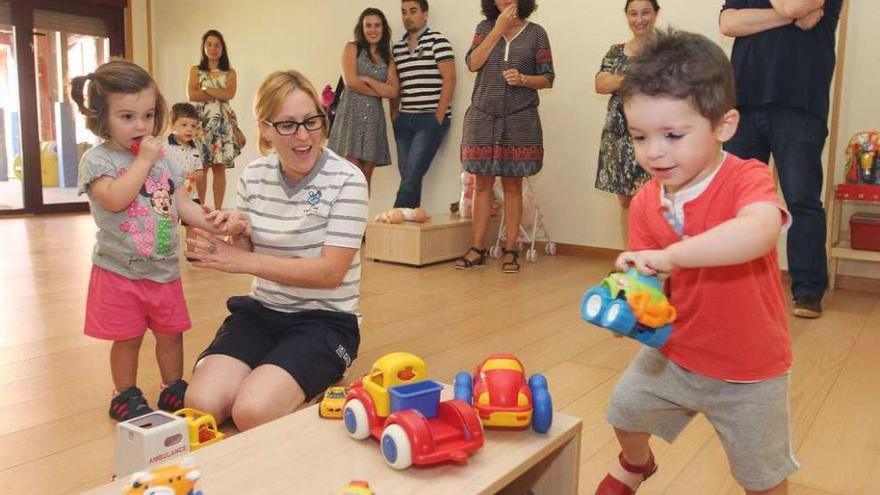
[581,268,677,348]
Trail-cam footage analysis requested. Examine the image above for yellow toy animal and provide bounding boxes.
[121,457,202,495]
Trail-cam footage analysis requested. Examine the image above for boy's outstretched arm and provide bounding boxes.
[617,202,783,274]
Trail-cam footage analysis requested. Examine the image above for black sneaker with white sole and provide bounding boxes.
[793,295,822,319]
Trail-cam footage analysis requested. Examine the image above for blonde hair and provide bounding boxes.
[253,70,328,155]
[70,60,167,139]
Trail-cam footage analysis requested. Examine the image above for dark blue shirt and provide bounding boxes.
[722,0,843,120]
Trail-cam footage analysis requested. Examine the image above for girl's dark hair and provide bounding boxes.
[481,0,537,20]
[354,8,393,64]
[625,0,660,12]
[620,28,736,125]
[198,30,231,71]
[70,60,167,139]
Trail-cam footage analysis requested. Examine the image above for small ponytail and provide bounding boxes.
[70,74,97,118]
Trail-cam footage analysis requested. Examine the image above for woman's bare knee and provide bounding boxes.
[186,355,250,424]
[230,365,305,431]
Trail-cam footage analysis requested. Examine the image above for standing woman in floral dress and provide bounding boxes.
[594,1,659,244]
[188,29,241,209]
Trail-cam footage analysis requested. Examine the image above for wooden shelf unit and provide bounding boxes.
[827,183,880,289]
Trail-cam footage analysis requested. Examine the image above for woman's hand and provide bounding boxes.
[186,228,251,273]
[503,68,526,87]
[495,5,518,33]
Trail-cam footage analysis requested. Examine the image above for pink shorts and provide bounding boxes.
[84,265,191,341]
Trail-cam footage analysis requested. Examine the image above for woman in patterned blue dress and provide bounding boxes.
[328,8,399,190]
[595,1,659,244]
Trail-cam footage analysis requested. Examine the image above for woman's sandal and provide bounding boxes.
[595,451,658,495]
[501,249,520,274]
[455,246,487,270]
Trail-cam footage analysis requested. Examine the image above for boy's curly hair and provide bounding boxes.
[620,28,736,125]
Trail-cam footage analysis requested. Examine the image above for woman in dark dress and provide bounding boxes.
[457,0,554,274]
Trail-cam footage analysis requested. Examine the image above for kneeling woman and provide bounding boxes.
[185,70,369,431]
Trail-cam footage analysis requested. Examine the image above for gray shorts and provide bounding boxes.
[607,348,799,491]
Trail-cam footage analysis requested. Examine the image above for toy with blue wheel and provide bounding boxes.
[581,268,676,349]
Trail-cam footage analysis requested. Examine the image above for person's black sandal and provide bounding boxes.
[501,249,520,273]
[455,247,487,270]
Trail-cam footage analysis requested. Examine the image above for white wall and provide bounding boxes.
[143,0,879,279]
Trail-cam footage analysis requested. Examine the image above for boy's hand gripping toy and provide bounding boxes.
[581,268,677,348]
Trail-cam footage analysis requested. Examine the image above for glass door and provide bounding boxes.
[33,9,110,206]
[0,1,23,210]
[0,0,124,215]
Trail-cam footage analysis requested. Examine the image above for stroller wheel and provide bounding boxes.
[545,242,557,255]
[489,246,503,259]
[526,248,538,263]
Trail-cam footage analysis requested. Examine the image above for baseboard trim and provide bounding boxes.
[834,274,880,294]
[538,242,880,294]
[535,241,620,261]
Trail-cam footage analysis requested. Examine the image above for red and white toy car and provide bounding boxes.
[455,354,553,433]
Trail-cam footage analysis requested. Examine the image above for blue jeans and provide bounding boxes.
[725,105,828,298]
[392,112,450,208]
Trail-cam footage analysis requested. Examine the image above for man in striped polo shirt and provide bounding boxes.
[391,0,456,208]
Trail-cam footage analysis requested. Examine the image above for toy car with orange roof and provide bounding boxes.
[581,268,677,348]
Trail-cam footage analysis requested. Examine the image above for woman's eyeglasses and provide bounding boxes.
[263,115,325,135]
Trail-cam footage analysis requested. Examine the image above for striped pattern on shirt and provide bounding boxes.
[237,148,368,315]
[392,27,454,115]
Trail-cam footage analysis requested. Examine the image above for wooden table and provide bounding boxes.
[364,213,499,266]
[83,393,582,495]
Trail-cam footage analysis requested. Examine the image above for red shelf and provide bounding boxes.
[835,183,880,202]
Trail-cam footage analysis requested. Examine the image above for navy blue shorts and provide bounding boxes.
[198,296,359,400]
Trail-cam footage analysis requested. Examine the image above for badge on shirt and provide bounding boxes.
[304,189,322,215]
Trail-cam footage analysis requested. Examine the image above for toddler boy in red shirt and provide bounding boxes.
[596,29,796,495]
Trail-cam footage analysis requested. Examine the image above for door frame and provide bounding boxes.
[4,0,125,216]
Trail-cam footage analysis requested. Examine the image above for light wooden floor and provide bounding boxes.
[1,214,878,495]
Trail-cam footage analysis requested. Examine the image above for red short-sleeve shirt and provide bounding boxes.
[628,153,792,381]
